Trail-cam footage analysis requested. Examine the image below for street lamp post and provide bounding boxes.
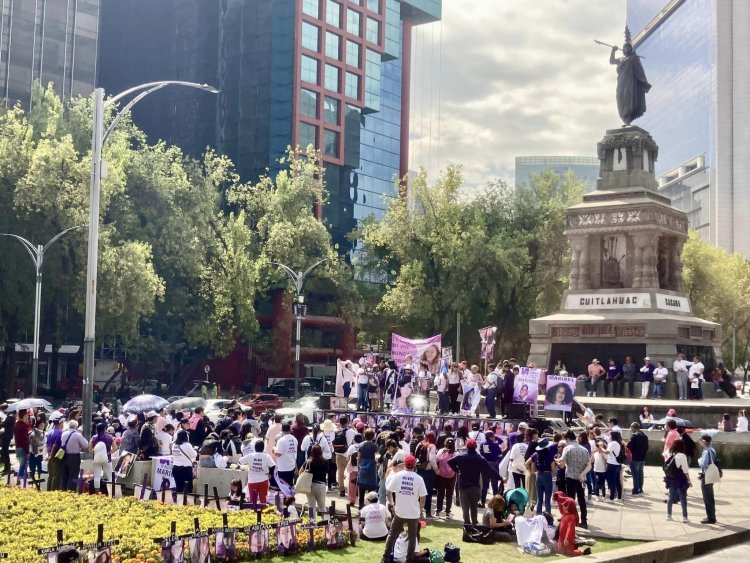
[272,259,329,399]
[82,82,218,438]
[0,226,86,395]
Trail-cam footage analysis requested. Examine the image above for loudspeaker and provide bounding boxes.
[506,403,529,420]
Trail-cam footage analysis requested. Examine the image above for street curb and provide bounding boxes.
[581,520,750,562]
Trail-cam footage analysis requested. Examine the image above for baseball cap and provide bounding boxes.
[466,439,477,450]
[518,422,529,431]
[145,411,158,419]
[355,420,366,431]
[366,491,379,502]
[592,359,599,364]
[404,455,417,469]
[644,356,651,361]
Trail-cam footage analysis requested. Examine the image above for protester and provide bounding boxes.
[662,419,679,460]
[688,356,705,400]
[435,437,457,518]
[13,409,31,482]
[480,431,502,504]
[448,438,500,526]
[639,357,654,400]
[360,490,390,541]
[46,418,64,490]
[305,444,329,515]
[604,358,622,397]
[357,428,379,508]
[90,422,115,494]
[274,423,298,489]
[333,416,356,497]
[382,455,427,563]
[239,440,275,504]
[60,420,89,491]
[528,437,555,515]
[481,494,515,542]
[627,422,649,495]
[28,418,46,482]
[697,434,718,524]
[556,430,589,529]
[677,426,696,466]
[585,359,605,397]
[601,430,624,502]
[171,429,197,494]
[664,439,691,522]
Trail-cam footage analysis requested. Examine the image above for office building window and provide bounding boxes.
[326,0,341,27]
[366,17,379,44]
[367,0,380,13]
[324,96,339,124]
[345,71,359,99]
[325,32,341,59]
[302,22,320,51]
[299,121,318,149]
[324,129,339,157]
[300,88,318,118]
[303,0,320,17]
[301,55,319,84]
[349,0,362,5]
[325,63,340,92]
[347,9,361,36]
[346,40,361,67]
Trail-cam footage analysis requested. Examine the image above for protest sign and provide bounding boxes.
[513,368,541,404]
[38,530,83,563]
[544,374,576,412]
[247,524,271,556]
[152,456,176,491]
[459,381,481,415]
[82,524,119,563]
[478,326,497,360]
[113,451,135,479]
[390,333,442,374]
[276,519,299,555]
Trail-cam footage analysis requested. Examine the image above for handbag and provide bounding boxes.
[462,524,495,544]
[443,542,460,563]
[55,431,74,460]
[296,461,314,495]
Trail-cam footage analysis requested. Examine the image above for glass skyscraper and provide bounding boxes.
[627,0,750,257]
[515,156,599,192]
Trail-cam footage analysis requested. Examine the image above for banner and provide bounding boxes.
[479,326,497,360]
[335,359,357,398]
[390,333,442,374]
[440,347,453,374]
[544,374,576,412]
[459,381,482,415]
[513,367,541,404]
[151,456,176,491]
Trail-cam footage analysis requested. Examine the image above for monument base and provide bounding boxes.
[528,307,722,374]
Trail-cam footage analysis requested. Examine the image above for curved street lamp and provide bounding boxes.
[82,82,218,437]
[0,225,86,394]
[271,259,330,399]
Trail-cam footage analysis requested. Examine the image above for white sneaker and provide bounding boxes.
[666,515,673,521]
[587,392,592,397]
[683,517,690,523]
[592,392,597,397]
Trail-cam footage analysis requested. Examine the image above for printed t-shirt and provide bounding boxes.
[360,503,389,538]
[239,452,275,484]
[274,434,298,471]
[386,470,427,519]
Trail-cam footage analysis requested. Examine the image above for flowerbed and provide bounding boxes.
[0,487,341,562]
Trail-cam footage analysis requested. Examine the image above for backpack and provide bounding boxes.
[414,443,429,470]
[615,443,627,464]
[437,450,455,478]
[663,454,680,478]
[351,446,360,467]
[333,429,348,454]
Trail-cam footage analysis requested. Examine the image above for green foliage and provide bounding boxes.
[356,166,584,361]
[682,230,750,368]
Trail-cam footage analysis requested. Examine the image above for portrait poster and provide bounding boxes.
[88,547,111,563]
[390,333,442,375]
[440,347,453,373]
[544,374,576,412]
[214,532,237,559]
[335,358,357,398]
[161,540,185,563]
[459,382,481,415]
[188,535,210,563]
[151,456,176,491]
[249,527,270,556]
[113,451,135,479]
[276,522,298,554]
[513,368,540,405]
[478,326,497,361]
[325,520,345,549]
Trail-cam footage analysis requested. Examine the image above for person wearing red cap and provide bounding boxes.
[447,438,500,525]
[382,454,427,563]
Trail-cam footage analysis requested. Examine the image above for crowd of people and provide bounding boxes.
[578,353,738,400]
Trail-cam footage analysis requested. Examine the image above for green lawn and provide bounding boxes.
[283,521,642,562]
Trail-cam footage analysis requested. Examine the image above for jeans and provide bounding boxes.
[28,454,42,481]
[701,480,716,521]
[437,392,450,414]
[653,382,664,398]
[485,388,497,418]
[595,471,607,497]
[585,470,595,496]
[676,372,689,399]
[382,515,420,563]
[459,485,481,525]
[15,447,28,480]
[667,484,687,518]
[343,382,351,398]
[448,384,461,414]
[564,477,587,524]
[630,461,645,494]
[584,377,600,395]
[623,375,636,397]
[172,464,193,495]
[481,461,500,502]
[435,474,456,514]
[603,378,617,397]
[417,469,435,515]
[536,472,553,515]
[605,463,622,500]
[378,472,388,504]
[62,452,82,491]
[357,383,369,410]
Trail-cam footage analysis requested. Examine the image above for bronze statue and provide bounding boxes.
[598,27,651,126]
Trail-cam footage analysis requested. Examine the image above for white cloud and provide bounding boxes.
[408,0,627,189]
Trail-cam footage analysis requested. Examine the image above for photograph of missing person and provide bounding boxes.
[325,521,345,549]
[249,529,269,555]
[188,535,210,563]
[214,532,236,558]
[161,540,184,563]
[276,523,297,553]
[88,547,112,563]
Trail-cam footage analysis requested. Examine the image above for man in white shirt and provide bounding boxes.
[484,363,499,418]
[382,455,427,563]
[459,361,472,382]
[273,423,298,489]
[265,414,283,460]
[688,356,705,400]
[673,353,693,401]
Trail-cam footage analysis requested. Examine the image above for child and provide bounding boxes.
[228,478,244,503]
[282,495,299,519]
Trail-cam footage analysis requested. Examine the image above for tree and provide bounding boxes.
[682,230,750,369]
[355,166,584,362]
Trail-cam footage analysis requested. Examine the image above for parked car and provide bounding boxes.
[238,393,283,415]
[274,393,356,425]
[267,378,311,398]
[302,377,335,393]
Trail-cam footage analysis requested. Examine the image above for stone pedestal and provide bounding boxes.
[528,126,722,373]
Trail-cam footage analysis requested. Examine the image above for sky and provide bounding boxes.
[408,0,627,190]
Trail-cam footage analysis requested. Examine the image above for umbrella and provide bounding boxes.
[653,416,694,429]
[5,397,52,412]
[169,397,207,412]
[122,394,169,414]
